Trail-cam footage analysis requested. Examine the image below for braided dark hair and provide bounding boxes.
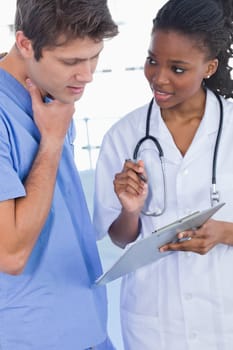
[153,0,233,99]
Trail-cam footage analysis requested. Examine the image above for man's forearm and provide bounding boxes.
[1,140,63,273]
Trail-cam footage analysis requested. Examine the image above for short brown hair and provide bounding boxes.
[15,0,118,60]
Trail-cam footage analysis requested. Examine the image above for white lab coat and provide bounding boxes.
[93,89,233,350]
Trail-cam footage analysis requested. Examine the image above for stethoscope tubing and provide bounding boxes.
[212,93,223,186]
[133,92,223,215]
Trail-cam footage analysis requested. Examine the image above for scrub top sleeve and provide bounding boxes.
[0,131,26,201]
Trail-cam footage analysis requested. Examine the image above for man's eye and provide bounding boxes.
[63,61,78,66]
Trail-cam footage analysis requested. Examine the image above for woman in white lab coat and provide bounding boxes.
[94,0,233,349]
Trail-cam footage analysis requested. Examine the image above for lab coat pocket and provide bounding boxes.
[121,308,161,350]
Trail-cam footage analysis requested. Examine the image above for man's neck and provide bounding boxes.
[0,45,28,89]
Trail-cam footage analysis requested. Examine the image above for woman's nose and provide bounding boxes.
[152,68,169,85]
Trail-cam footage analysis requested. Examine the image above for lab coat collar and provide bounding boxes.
[147,89,221,163]
[149,89,220,138]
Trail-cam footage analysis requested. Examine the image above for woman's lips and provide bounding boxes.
[153,89,173,103]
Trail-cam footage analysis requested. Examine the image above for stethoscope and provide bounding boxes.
[133,92,223,216]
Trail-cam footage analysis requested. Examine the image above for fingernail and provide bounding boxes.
[26,78,33,87]
[178,232,184,239]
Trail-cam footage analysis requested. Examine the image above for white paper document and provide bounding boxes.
[95,202,225,285]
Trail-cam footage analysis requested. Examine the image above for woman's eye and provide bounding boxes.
[146,56,156,65]
[173,66,185,74]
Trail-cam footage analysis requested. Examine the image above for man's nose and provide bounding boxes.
[75,61,93,83]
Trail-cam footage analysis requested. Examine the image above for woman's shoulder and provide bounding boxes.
[207,89,233,113]
[219,94,233,121]
[222,96,233,109]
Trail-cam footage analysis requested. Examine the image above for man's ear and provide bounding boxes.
[15,31,34,58]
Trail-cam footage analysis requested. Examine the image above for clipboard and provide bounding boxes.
[95,202,225,285]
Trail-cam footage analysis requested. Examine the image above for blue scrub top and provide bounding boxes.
[0,69,110,350]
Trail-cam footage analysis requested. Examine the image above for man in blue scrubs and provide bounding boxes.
[0,1,118,349]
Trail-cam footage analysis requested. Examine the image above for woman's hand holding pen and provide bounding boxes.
[109,159,148,247]
[113,159,148,215]
[160,219,232,255]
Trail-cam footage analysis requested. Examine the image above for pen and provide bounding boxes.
[125,158,147,183]
[135,172,147,183]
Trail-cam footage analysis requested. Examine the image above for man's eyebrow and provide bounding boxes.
[60,48,104,62]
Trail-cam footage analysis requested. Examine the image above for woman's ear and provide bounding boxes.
[15,31,34,59]
[205,58,219,79]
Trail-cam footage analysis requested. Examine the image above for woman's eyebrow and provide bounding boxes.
[147,50,190,65]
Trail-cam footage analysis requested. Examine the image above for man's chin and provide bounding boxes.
[46,93,83,104]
